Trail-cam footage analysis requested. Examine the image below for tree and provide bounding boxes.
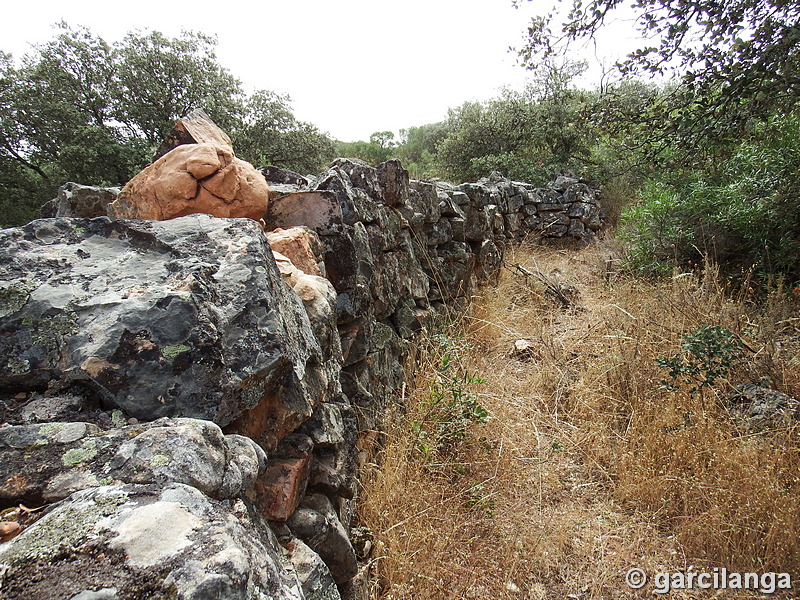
[0,24,336,227]
[335,132,398,166]
[369,131,395,149]
[113,29,244,144]
[517,0,800,162]
[436,59,595,183]
[395,122,448,179]
[232,90,335,174]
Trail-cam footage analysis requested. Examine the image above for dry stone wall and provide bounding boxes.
[0,152,602,599]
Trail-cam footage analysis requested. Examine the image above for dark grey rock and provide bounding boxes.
[54,182,120,218]
[288,493,358,585]
[259,165,311,187]
[0,215,323,432]
[376,159,409,206]
[568,219,586,237]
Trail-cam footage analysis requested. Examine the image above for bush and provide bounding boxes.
[411,351,488,460]
[619,113,800,279]
[656,324,742,397]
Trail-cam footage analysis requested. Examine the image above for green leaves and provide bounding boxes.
[232,90,334,173]
[518,0,800,167]
[657,325,742,396]
[435,58,595,183]
[411,351,489,460]
[0,24,336,227]
[619,112,800,278]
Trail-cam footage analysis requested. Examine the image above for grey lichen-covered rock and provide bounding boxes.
[0,418,266,508]
[0,483,305,600]
[728,384,800,432]
[0,215,325,435]
[53,182,121,218]
[288,538,342,600]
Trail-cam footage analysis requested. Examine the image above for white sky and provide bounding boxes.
[4,0,645,142]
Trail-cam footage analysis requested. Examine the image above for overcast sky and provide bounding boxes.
[4,0,643,142]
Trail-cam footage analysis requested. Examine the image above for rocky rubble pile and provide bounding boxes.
[0,114,604,599]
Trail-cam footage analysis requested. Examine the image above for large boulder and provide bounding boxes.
[0,215,328,448]
[109,142,269,222]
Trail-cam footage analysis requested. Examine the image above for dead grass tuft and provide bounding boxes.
[360,239,800,599]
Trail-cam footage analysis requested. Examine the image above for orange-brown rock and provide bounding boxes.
[253,454,312,521]
[266,227,326,278]
[109,143,269,222]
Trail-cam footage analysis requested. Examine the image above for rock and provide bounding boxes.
[473,239,502,284]
[271,250,342,366]
[52,182,120,218]
[349,526,374,561]
[0,521,22,543]
[0,418,266,507]
[728,384,800,433]
[298,403,345,447]
[0,483,305,600]
[288,538,342,600]
[0,216,325,444]
[376,159,409,206]
[260,165,312,187]
[109,142,269,221]
[152,108,233,162]
[309,450,356,500]
[568,218,586,237]
[457,182,490,208]
[254,455,312,522]
[438,191,467,219]
[465,206,492,241]
[540,212,571,236]
[407,180,441,224]
[287,494,358,584]
[503,213,521,238]
[512,339,537,360]
[568,201,597,223]
[551,174,579,190]
[331,158,384,205]
[18,394,92,424]
[338,565,372,600]
[268,227,327,278]
[266,190,343,236]
[107,419,266,499]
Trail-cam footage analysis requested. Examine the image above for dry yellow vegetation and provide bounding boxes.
[360,238,800,599]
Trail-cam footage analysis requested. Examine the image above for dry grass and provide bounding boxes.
[359,238,800,599]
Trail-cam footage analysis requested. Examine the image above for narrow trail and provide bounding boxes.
[461,241,679,600]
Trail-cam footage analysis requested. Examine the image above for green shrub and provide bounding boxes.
[656,325,742,398]
[619,114,800,279]
[411,352,488,460]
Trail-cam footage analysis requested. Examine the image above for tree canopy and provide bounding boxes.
[0,23,335,227]
[518,0,800,162]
